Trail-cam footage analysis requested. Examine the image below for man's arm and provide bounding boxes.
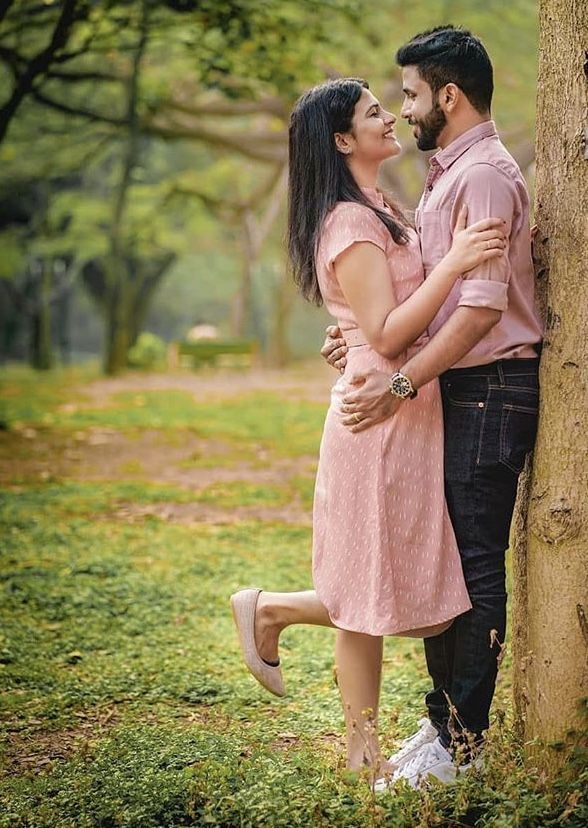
[341,163,517,431]
[340,306,499,432]
[400,305,500,389]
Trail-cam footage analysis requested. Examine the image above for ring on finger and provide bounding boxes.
[354,413,361,423]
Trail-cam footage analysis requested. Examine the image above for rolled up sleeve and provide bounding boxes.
[452,163,518,313]
[459,278,509,311]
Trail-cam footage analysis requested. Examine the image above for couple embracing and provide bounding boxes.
[231,25,541,791]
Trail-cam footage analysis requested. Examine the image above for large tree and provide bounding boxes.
[0,0,363,369]
[513,0,588,761]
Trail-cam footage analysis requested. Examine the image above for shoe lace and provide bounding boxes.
[400,741,444,778]
[394,719,435,758]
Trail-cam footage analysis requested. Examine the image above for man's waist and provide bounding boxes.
[442,357,540,380]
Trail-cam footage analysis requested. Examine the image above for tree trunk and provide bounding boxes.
[0,0,79,144]
[38,258,53,370]
[128,254,176,347]
[30,259,53,370]
[266,258,295,367]
[103,0,149,375]
[103,274,132,376]
[513,0,588,761]
[0,1,15,25]
[230,210,255,338]
[105,322,131,376]
[230,166,288,341]
[511,462,533,738]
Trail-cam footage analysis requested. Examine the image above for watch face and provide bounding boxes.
[390,374,411,398]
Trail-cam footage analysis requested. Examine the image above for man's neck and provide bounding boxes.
[437,114,491,150]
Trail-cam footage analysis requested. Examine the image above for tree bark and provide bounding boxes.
[266,256,295,367]
[128,253,176,348]
[230,210,255,338]
[513,0,588,760]
[144,117,287,164]
[104,0,149,375]
[0,0,79,143]
[30,259,53,371]
[230,165,288,339]
[0,1,15,25]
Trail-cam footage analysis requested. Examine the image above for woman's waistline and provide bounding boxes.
[343,327,370,347]
[341,326,428,358]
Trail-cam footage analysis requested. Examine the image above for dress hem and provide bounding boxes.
[316,586,472,637]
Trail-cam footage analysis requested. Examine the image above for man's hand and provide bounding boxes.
[321,325,348,372]
[340,369,403,432]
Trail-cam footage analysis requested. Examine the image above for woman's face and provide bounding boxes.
[337,88,401,163]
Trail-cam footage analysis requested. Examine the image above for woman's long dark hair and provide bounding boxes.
[287,78,410,305]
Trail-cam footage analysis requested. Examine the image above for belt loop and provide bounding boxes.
[496,360,506,387]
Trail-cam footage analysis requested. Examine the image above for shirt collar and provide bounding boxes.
[432,120,497,171]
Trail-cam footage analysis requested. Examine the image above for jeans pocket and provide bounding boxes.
[499,403,538,474]
[445,378,488,408]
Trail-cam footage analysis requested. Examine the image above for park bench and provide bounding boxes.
[172,338,259,369]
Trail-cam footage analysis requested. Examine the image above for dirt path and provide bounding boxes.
[1,364,334,525]
[82,360,335,404]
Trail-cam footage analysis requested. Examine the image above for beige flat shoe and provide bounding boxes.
[230,588,285,697]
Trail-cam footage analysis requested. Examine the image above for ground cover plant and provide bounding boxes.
[1,364,586,827]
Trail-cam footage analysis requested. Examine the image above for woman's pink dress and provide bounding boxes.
[313,190,471,636]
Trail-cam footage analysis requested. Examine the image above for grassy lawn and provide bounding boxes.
[0,364,586,827]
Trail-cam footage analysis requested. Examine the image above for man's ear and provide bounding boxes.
[441,83,460,113]
[334,132,353,155]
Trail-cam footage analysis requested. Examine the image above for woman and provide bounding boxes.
[231,78,505,781]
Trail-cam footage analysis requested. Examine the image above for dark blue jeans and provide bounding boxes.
[425,358,539,754]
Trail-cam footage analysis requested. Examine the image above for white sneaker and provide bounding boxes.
[391,737,479,790]
[373,718,439,794]
[388,718,438,769]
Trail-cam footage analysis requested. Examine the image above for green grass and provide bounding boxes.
[0,367,325,460]
[0,364,99,427]
[1,366,587,827]
[191,482,288,508]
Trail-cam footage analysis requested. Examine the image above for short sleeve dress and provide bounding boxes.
[312,189,471,636]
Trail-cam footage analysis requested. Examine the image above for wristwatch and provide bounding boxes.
[389,371,418,399]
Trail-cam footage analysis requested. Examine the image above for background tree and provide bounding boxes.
[512,0,588,763]
[0,0,84,143]
[0,0,541,372]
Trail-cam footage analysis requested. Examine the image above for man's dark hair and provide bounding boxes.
[396,26,493,114]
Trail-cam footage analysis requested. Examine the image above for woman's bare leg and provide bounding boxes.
[335,629,390,774]
[254,590,334,663]
[253,591,450,773]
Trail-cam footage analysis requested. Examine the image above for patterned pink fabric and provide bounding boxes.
[312,193,472,635]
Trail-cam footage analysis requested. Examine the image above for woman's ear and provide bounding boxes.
[334,132,353,155]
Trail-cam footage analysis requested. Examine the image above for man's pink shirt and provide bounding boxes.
[415,120,543,368]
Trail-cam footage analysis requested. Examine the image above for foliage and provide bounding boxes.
[126,331,167,369]
[172,0,362,98]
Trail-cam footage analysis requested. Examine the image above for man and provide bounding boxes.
[321,26,542,788]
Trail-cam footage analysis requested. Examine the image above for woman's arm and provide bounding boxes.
[334,208,505,360]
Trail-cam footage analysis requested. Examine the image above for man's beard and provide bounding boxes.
[413,102,447,151]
